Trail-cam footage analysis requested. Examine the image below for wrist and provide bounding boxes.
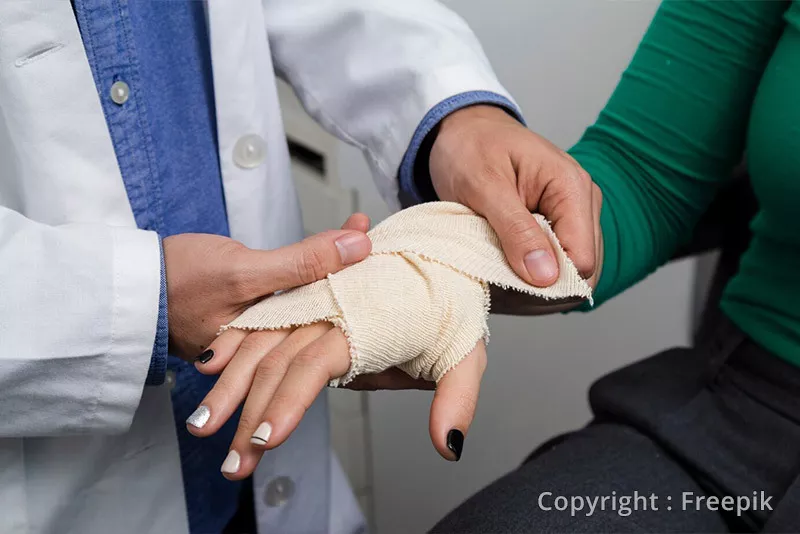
[437,104,517,136]
[398,93,525,206]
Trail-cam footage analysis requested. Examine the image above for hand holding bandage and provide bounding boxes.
[225,202,593,384]
[188,203,592,477]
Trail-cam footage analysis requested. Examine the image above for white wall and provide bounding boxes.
[351,2,699,533]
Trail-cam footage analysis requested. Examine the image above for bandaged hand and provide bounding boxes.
[188,202,592,478]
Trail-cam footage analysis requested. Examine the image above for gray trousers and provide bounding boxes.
[432,317,800,533]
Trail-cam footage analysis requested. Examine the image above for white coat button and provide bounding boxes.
[264,476,295,507]
[233,134,266,169]
[110,81,130,105]
[165,370,176,390]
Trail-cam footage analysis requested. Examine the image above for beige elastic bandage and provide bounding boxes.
[222,202,593,386]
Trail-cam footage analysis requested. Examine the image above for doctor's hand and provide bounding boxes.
[428,105,603,294]
[162,214,371,361]
[189,323,486,479]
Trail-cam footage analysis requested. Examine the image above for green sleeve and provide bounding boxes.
[569,0,788,308]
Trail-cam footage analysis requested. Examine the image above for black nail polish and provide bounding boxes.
[195,349,214,364]
[447,429,464,461]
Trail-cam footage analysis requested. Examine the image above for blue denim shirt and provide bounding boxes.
[73,1,520,531]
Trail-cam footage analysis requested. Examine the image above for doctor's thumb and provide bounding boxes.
[429,341,487,462]
[249,229,372,295]
[468,186,559,288]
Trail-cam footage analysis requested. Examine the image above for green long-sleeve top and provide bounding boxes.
[569,0,800,366]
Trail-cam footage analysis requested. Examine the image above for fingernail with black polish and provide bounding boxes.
[447,429,464,461]
[195,349,214,364]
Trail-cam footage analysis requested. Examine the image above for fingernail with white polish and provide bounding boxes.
[221,450,240,474]
[250,422,273,446]
[186,405,211,429]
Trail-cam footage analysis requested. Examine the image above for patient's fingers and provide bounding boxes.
[194,328,249,375]
[254,327,352,450]
[186,329,289,437]
[429,341,487,461]
[538,154,597,280]
[221,323,333,480]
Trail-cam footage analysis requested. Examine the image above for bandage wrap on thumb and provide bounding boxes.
[222,202,593,386]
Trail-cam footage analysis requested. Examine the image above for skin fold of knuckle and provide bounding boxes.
[267,391,296,414]
[454,389,479,420]
[293,349,327,375]
[209,373,239,405]
[236,413,260,435]
[237,333,272,357]
[254,355,288,383]
[295,245,330,286]
[503,215,540,245]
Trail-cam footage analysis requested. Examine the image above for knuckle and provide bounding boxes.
[220,239,248,261]
[211,374,235,401]
[461,165,500,199]
[270,389,312,418]
[503,216,542,245]
[454,388,479,418]
[237,334,269,356]
[294,349,326,372]
[295,245,331,286]
[237,412,260,433]
[480,162,506,184]
[269,391,293,410]
[254,355,289,383]
[561,151,579,165]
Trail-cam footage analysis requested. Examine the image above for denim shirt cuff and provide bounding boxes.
[145,239,169,386]
[397,91,526,206]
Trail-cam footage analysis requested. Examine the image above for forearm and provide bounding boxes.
[264,0,518,209]
[567,0,787,307]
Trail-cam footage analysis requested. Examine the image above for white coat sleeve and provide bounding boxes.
[0,207,160,437]
[263,0,517,210]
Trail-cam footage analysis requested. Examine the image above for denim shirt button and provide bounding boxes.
[110,81,130,105]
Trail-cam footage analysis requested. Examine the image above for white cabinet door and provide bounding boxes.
[278,79,358,235]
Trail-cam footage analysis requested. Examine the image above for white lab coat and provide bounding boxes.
[0,0,514,532]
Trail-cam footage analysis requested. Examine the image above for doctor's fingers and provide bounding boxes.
[186,328,292,437]
[192,210,370,370]
[220,324,348,480]
[429,341,487,462]
[341,212,370,233]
